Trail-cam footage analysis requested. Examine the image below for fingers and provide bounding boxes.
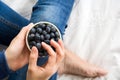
[42,39,64,68]
[41,42,56,67]
[29,46,38,68]
[58,39,64,51]
[50,39,64,63]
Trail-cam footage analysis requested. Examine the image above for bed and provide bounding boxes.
[2,0,120,80]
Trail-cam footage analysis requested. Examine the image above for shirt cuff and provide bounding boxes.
[0,50,13,79]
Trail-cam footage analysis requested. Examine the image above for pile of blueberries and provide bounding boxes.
[27,22,61,56]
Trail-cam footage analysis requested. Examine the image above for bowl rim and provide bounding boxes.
[26,21,62,51]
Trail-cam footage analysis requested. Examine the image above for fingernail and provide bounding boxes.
[41,42,45,45]
[29,23,34,25]
[51,39,54,42]
[31,46,36,53]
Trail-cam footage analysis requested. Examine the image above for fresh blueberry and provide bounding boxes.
[36,43,41,51]
[55,37,59,42]
[39,23,46,29]
[44,40,50,44]
[28,35,32,41]
[37,28,42,34]
[42,30,47,35]
[51,27,56,32]
[40,35,45,41]
[55,32,60,37]
[50,32,55,38]
[30,27,36,34]
[45,34,50,40]
[35,33,40,41]
[46,26,51,33]
[31,34,35,38]
[29,41,36,46]
[28,34,35,41]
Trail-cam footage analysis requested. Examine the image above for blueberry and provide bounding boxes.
[35,33,40,41]
[28,34,35,41]
[55,32,60,37]
[28,35,32,41]
[42,30,47,35]
[37,28,42,34]
[45,34,50,40]
[51,27,56,32]
[40,35,45,41]
[36,43,41,51]
[30,28,36,34]
[29,41,36,46]
[50,32,55,38]
[39,23,46,29]
[55,37,59,42]
[44,40,50,44]
[46,26,51,33]
[31,34,35,38]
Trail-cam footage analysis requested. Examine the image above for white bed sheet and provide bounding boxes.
[2,0,120,80]
[59,0,120,80]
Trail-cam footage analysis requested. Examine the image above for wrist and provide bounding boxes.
[5,49,17,71]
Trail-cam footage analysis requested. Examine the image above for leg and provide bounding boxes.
[0,1,30,80]
[0,1,29,46]
[30,0,74,80]
[58,48,108,77]
[7,0,74,80]
[30,0,74,35]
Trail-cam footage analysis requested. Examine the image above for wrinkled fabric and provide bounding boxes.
[1,0,74,80]
[2,0,120,80]
[59,0,120,80]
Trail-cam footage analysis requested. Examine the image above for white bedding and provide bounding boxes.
[2,0,120,80]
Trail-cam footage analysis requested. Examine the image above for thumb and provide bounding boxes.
[29,46,38,67]
[17,23,34,39]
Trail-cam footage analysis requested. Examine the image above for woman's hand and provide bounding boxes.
[5,23,33,71]
[26,39,64,80]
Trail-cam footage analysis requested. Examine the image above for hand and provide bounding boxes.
[26,39,64,80]
[5,23,33,71]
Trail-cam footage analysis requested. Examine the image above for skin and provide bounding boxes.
[5,23,107,79]
[5,23,32,71]
[5,23,65,80]
[27,39,64,80]
[58,49,107,77]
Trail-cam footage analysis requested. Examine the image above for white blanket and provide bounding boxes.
[59,0,120,80]
[2,0,120,80]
